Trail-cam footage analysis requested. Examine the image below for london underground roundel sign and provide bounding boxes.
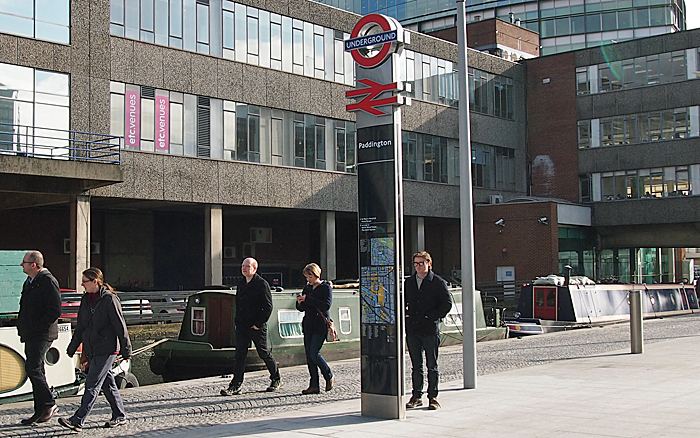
[345,13,404,69]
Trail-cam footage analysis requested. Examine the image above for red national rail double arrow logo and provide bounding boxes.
[345,79,401,116]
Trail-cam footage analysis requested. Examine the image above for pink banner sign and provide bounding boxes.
[155,95,170,152]
[125,90,140,149]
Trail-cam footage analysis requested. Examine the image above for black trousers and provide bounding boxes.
[231,324,280,386]
[24,340,55,413]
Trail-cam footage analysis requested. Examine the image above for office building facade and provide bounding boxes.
[313,0,688,56]
[0,0,526,290]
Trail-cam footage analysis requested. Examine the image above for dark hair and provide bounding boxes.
[82,267,115,293]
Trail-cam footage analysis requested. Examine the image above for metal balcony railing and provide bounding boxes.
[0,122,121,164]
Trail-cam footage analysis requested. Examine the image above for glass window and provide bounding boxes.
[571,15,585,34]
[649,112,661,141]
[635,7,649,27]
[197,3,209,54]
[662,110,674,140]
[270,19,282,63]
[672,51,686,81]
[649,6,666,26]
[578,121,590,148]
[618,10,633,29]
[35,0,70,44]
[235,3,246,63]
[338,308,351,334]
[541,19,555,38]
[674,108,688,139]
[601,11,617,31]
[170,0,182,39]
[555,17,569,36]
[154,0,168,45]
[646,55,659,85]
[191,307,205,336]
[586,13,602,32]
[659,52,672,83]
[676,167,690,195]
[576,67,589,95]
[602,175,614,200]
[183,0,196,51]
[278,310,303,338]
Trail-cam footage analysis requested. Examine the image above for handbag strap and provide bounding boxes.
[315,307,330,325]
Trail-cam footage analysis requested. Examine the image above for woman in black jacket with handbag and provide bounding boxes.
[295,263,334,394]
[58,267,132,432]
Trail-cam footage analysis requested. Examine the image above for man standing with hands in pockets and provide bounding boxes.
[404,251,452,411]
[221,258,281,395]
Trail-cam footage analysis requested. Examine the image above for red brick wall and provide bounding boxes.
[474,202,559,283]
[525,52,580,202]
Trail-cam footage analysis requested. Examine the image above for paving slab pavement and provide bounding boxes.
[163,335,700,438]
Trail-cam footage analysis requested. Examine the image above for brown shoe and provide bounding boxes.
[37,405,58,423]
[301,387,320,395]
[325,376,335,392]
[406,396,422,408]
[428,398,440,410]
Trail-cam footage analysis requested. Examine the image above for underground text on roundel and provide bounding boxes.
[358,139,392,149]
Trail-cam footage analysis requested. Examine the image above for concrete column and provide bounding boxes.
[69,195,90,291]
[320,211,336,281]
[409,216,425,255]
[205,205,223,286]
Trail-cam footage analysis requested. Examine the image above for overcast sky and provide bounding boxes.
[688,1,699,30]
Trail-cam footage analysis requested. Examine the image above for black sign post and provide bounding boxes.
[346,14,409,419]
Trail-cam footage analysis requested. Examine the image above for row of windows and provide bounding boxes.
[110,0,516,119]
[540,6,676,38]
[580,165,696,202]
[0,0,70,44]
[471,143,517,191]
[576,48,699,95]
[110,81,516,187]
[577,106,699,148]
[193,307,353,337]
[0,63,70,154]
[110,82,357,172]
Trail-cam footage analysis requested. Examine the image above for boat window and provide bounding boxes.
[686,289,699,309]
[338,307,351,334]
[444,303,463,327]
[278,309,303,338]
[546,290,556,307]
[191,307,206,336]
[535,289,545,307]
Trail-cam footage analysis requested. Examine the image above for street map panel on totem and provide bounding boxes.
[370,237,394,266]
[361,266,395,324]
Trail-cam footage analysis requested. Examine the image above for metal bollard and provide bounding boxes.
[629,290,643,354]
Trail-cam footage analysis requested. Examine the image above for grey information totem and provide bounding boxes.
[344,13,411,419]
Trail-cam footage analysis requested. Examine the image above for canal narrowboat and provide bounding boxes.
[0,250,81,404]
[506,278,699,336]
[150,286,508,382]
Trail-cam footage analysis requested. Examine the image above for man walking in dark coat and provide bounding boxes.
[404,250,452,410]
[16,250,62,425]
[221,257,281,395]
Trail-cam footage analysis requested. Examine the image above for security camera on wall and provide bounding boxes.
[494,218,505,226]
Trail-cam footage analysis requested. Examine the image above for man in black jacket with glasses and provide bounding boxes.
[404,251,452,411]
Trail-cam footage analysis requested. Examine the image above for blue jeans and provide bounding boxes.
[406,332,440,399]
[71,354,125,427]
[24,340,55,413]
[304,332,332,389]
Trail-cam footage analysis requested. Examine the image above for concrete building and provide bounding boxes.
[0,0,526,291]
[475,28,700,286]
[313,0,688,56]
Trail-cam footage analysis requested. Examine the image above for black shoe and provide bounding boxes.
[406,396,422,408]
[20,412,41,425]
[37,405,58,423]
[266,379,282,392]
[220,384,241,396]
[104,417,127,428]
[58,417,82,432]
